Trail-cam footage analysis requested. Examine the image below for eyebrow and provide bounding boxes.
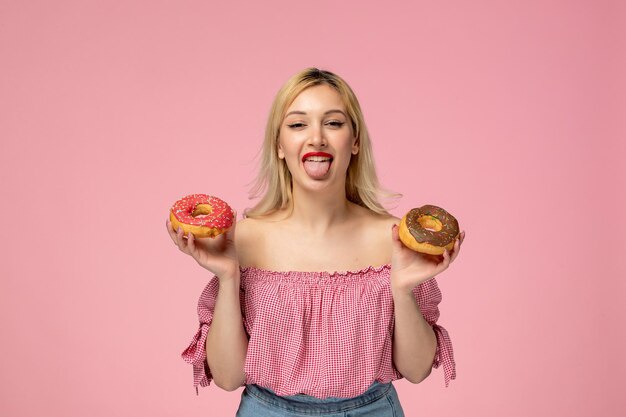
[284,109,348,118]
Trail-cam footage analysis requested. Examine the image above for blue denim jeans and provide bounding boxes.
[235,380,405,416]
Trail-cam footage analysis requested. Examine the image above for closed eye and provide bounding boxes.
[326,121,345,128]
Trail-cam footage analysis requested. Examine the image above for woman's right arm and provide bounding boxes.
[204,272,248,391]
[166,215,248,391]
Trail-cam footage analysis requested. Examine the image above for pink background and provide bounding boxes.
[1,1,624,416]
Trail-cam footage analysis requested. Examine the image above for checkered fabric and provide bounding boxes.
[182,264,456,397]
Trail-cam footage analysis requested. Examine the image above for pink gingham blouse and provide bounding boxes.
[181,264,456,398]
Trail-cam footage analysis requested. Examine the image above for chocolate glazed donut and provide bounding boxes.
[399,205,460,255]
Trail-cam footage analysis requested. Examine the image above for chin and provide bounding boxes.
[296,171,347,192]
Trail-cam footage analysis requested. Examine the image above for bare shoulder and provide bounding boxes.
[234,217,263,268]
[233,216,252,245]
[368,212,400,245]
[377,212,401,229]
[347,204,401,264]
[235,214,284,268]
[351,203,400,233]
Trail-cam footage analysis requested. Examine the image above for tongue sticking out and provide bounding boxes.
[303,160,331,179]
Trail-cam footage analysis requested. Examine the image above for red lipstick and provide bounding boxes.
[302,152,333,162]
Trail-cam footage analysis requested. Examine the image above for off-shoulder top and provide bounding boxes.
[181,264,456,399]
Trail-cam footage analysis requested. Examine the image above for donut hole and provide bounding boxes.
[419,215,443,232]
[192,204,213,218]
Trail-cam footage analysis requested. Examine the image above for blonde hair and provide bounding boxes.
[245,67,400,218]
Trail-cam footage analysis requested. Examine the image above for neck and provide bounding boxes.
[288,180,352,234]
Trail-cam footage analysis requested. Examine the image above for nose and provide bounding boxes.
[308,124,327,148]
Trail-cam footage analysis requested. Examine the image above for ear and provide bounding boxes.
[277,142,285,159]
[351,137,359,155]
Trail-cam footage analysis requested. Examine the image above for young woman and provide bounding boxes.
[167,68,465,416]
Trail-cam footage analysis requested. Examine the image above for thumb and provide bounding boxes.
[224,210,237,241]
[391,224,404,251]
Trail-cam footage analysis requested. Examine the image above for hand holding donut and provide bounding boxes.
[166,194,239,280]
[390,205,465,291]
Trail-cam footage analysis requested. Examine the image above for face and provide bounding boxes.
[278,84,358,192]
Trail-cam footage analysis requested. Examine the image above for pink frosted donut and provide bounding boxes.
[169,194,234,238]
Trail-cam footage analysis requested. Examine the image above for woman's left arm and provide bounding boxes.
[390,225,465,383]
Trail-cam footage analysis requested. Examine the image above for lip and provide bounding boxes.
[302,152,333,162]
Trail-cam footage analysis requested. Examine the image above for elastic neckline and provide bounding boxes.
[240,263,390,276]
[239,264,391,283]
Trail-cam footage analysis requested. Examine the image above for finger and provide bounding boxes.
[187,231,196,254]
[166,219,178,244]
[440,248,450,265]
[450,239,460,262]
[224,210,238,241]
[439,249,451,272]
[177,226,189,252]
[392,224,400,240]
